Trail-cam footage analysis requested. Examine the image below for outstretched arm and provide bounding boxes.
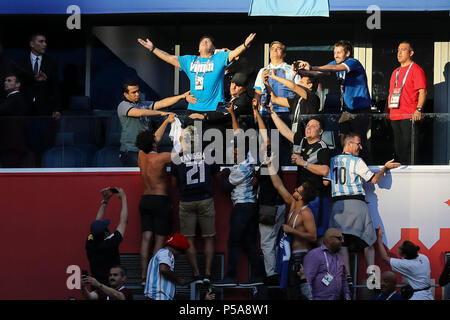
[226,103,240,135]
[154,113,177,144]
[115,188,128,237]
[376,226,391,265]
[228,33,256,62]
[270,105,294,143]
[95,188,114,220]
[138,38,181,68]
[252,98,268,148]
[154,91,196,110]
[370,159,401,184]
[267,161,293,205]
[268,71,309,100]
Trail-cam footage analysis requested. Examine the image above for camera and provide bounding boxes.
[109,188,119,194]
[293,60,301,72]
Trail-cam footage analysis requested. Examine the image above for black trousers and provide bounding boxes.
[226,202,264,279]
[391,119,413,164]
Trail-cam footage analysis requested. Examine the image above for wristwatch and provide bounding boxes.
[303,161,308,168]
[416,107,423,112]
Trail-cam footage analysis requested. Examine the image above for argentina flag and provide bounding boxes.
[249,0,330,17]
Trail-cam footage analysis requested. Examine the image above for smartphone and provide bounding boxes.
[82,270,88,277]
[109,188,119,194]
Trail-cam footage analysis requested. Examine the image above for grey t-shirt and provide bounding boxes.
[117,100,154,152]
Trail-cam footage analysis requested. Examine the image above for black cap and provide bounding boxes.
[230,72,248,87]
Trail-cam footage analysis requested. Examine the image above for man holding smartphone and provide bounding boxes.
[81,265,133,300]
[253,41,298,166]
[85,187,128,285]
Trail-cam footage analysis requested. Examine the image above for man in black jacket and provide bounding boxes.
[16,33,60,118]
[0,74,32,167]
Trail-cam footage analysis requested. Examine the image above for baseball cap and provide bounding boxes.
[90,220,110,236]
[165,233,190,251]
[230,72,248,87]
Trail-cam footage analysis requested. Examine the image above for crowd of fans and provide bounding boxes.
[79,34,446,301]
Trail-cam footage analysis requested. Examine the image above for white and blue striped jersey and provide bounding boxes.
[144,248,175,300]
[326,153,374,198]
[254,62,297,114]
[229,152,257,205]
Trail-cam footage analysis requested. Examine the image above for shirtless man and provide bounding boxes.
[268,160,317,300]
[135,114,176,284]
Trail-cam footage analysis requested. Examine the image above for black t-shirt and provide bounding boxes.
[171,152,220,202]
[293,133,331,198]
[256,164,284,206]
[85,230,123,285]
[287,90,320,115]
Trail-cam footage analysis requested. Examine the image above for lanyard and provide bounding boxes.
[193,56,212,78]
[394,62,414,90]
[323,251,330,273]
[386,292,396,300]
[293,97,303,125]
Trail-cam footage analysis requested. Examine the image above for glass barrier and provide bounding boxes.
[0,112,448,168]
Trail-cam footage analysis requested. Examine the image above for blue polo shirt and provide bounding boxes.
[329,58,371,111]
[178,51,229,112]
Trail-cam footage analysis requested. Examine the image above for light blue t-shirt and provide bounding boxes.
[329,58,371,111]
[178,51,230,112]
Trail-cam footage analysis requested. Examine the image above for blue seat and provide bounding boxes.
[94,132,122,167]
[322,130,336,149]
[42,132,86,167]
[66,96,92,115]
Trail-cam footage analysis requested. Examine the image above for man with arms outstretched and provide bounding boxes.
[138,34,256,126]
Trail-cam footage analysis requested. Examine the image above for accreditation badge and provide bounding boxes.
[195,74,204,91]
[389,88,401,109]
[321,272,334,286]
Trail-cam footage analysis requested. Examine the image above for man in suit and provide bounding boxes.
[0,74,33,167]
[17,32,60,119]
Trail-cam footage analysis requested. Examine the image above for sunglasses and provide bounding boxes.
[332,235,344,241]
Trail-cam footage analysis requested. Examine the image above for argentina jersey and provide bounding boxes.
[229,152,257,205]
[327,153,374,198]
[144,248,175,300]
[254,62,296,114]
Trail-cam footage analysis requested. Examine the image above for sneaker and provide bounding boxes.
[212,277,237,287]
[240,277,264,287]
[141,278,146,287]
[203,275,212,285]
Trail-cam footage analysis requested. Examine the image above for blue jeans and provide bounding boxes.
[226,202,264,280]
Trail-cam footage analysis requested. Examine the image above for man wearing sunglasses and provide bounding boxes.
[324,132,400,290]
[303,228,350,300]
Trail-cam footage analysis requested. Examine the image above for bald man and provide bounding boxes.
[303,228,351,300]
[372,271,403,300]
